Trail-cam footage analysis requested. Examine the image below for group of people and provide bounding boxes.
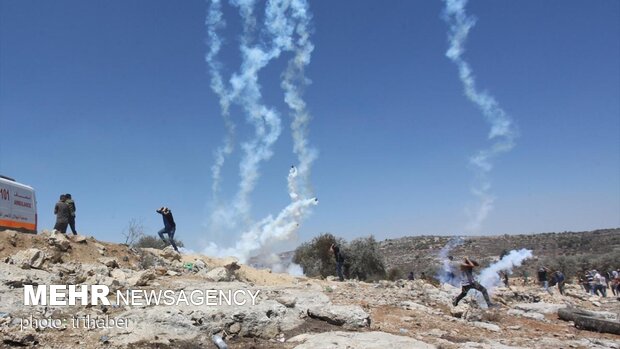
[537,266,566,295]
[53,194,77,235]
[580,269,619,297]
[54,198,178,253]
[327,247,497,308]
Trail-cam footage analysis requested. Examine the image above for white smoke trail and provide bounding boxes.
[442,0,518,232]
[207,0,300,231]
[437,236,464,285]
[478,248,532,292]
[281,0,317,198]
[204,1,318,269]
[206,0,236,199]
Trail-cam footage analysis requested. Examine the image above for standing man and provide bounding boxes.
[53,194,71,234]
[538,266,551,294]
[156,207,178,252]
[65,193,77,235]
[552,270,566,295]
[452,257,496,308]
[329,243,345,281]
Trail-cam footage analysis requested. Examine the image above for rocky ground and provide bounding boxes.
[0,230,619,349]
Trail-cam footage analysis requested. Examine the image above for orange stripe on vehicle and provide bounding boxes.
[0,219,36,230]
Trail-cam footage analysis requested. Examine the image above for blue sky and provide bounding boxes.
[1,1,618,250]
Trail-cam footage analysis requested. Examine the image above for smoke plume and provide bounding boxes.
[203,1,317,272]
[437,236,464,285]
[205,0,235,199]
[281,0,317,198]
[203,167,318,264]
[441,0,518,232]
[478,248,532,292]
[206,0,307,233]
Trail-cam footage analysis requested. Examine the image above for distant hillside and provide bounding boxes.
[379,228,620,277]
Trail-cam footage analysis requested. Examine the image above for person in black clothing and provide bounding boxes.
[65,193,77,235]
[54,194,71,234]
[156,207,178,252]
[407,271,414,281]
[329,243,345,281]
[538,266,551,294]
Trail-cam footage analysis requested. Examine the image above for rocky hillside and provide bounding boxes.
[379,228,620,276]
[0,229,619,349]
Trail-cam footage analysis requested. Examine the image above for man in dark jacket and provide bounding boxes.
[54,194,71,234]
[329,243,345,281]
[156,207,178,252]
[65,193,77,235]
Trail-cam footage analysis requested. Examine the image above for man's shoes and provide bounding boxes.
[452,298,458,307]
[487,303,499,308]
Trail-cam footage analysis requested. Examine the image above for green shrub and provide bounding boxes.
[345,235,386,281]
[386,267,404,281]
[293,233,345,278]
[134,235,184,250]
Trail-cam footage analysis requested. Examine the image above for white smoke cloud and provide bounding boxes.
[478,248,532,292]
[286,263,304,276]
[437,236,464,285]
[204,168,318,264]
[442,0,518,232]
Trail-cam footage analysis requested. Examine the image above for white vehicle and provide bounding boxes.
[0,175,37,234]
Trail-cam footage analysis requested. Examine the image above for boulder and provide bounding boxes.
[193,259,207,271]
[129,270,156,286]
[72,234,88,243]
[161,246,181,261]
[110,268,128,283]
[507,309,545,321]
[205,267,234,282]
[98,257,119,269]
[289,331,436,349]
[48,232,71,251]
[513,302,563,314]
[0,263,55,288]
[6,230,18,246]
[9,249,46,269]
[307,304,370,328]
[472,321,501,332]
[276,295,297,308]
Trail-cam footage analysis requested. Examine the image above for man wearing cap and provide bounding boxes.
[156,207,178,252]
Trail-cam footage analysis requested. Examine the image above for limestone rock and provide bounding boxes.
[6,230,18,246]
[472,321,501,332]
[513,302,563,314]
[9,248,46,269]
[48,231,71,251]
[307,304,370,328]
[289,331,436,349]
[129,269,156,286]
[161,246,181,261]
[205,267,234,282]
[98,257,119,269]
[0,262,55,288]
[72,234,87,243]
[110,268,128,283]
[193,259,207,270]
[276,295,297,308]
